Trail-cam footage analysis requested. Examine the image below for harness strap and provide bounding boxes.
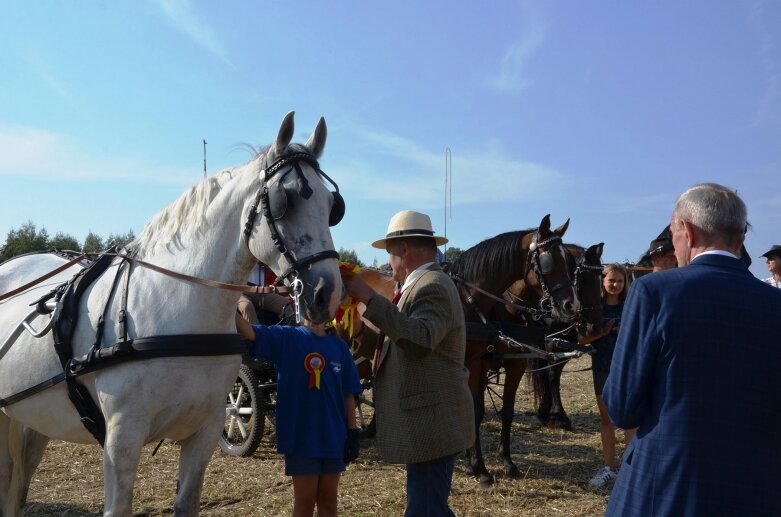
[119,254,292,294]
[0,254,88,302]
[0,334,248,408]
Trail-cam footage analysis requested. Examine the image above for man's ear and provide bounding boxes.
[682,219,696,248]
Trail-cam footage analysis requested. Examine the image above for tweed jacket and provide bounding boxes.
[603,254,781,516]
[363,263,475,464]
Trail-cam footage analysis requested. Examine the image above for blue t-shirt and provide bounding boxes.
[248,325,362,459]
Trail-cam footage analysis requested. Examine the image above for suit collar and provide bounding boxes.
[690,253,747,272]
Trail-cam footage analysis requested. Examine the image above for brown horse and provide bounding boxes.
[447,214,579,486]
[332,266,395,434]
[509,243,604,430]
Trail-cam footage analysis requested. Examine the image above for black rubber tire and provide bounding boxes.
[219,364,265,457]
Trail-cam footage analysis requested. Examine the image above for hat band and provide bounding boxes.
[386,229,435,238]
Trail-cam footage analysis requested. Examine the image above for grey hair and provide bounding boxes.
[673,183,747,243]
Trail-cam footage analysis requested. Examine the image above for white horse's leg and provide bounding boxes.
[173,412,225,517]
[102,418,146,517]
[20,428,49,507]
[0,412,12,517]
[0,415,24,517]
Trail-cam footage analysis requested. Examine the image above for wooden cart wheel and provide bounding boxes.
[219,364,265,457]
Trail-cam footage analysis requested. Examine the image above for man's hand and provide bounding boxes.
[344,428,360,464]
[341,271,377,304]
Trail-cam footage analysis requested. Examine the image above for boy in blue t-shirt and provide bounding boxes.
[235,315,362,517]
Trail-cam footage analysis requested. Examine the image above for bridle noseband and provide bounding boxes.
[243,150,341,286]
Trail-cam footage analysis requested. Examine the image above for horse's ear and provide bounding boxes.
[274,111,296,156]
[554,218,570,237]
[538,214,552,234]
[588,242,604,260]
[305,117,327,159]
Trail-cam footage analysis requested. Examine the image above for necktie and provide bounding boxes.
[373,288,402,375]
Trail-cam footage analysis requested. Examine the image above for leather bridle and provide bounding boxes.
[571,254,604,328]
[527,232,574,313]
[242,151,341,287]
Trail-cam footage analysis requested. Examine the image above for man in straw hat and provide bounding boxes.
[760,245,781,288]
[342,210,474,517]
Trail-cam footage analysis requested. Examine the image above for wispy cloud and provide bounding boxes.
[22,52,83,112]
[485,7,547,95]
[154,0,233,67]
[749,0,780,127]
[330,128,566,208]
[0,125,198,185]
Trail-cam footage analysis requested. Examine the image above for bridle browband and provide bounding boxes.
[243,150,340,285]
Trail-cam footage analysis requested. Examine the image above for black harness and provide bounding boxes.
[0,251,247,446]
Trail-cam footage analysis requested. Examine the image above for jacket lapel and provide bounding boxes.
[378,263,442,368]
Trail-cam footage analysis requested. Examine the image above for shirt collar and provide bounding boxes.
[692,249,739,261]
[401,262,436,293]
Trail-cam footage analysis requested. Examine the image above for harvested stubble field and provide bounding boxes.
[24,354,621,516]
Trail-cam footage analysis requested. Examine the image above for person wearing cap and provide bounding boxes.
[760,245,781,288]
[646,227,678,272]
[342,210,474,517]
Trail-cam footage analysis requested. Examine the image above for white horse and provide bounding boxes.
[0,112,343,516]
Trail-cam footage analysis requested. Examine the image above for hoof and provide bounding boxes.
[479,473,495,487]
[505,464,521,479]
[543,413,572,431]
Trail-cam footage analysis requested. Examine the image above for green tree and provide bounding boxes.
[82,231,105,253]
[1,221,49,262]
[444,247,463,262]
[106,229,136,248]
[338,247,364,267]
[49,232,81,252]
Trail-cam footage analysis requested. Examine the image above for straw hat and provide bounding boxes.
[760,245,781,258]
[371,210,448,249]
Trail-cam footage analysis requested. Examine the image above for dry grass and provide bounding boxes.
[24,355,619,516]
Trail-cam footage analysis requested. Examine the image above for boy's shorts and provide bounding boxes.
[284,454,346,476]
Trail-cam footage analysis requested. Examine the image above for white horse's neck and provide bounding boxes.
[127,163,260,336]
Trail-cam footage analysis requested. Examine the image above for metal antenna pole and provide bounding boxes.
[203,139,207,179]
[444,147,452,257]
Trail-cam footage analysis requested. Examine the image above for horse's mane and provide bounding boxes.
[131,164,253,254]
[450,230,533,282]
[130,143,317,255]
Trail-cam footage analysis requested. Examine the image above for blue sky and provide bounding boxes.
[1,1,779,278]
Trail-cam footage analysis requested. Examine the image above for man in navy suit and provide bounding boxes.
[603,183,781,516]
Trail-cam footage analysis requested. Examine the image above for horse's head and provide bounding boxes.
[568,243,604,337]
[244,112,344,324]
[522,214,580,321]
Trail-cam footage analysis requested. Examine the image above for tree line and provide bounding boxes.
[1,221,463,266]
[0,221,136,263]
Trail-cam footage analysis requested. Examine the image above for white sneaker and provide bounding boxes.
[589,466,617,488]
